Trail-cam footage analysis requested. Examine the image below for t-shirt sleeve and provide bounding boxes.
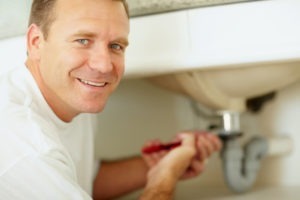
[0,152,92,200]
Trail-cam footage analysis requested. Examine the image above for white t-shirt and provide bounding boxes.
[0,66,98,199]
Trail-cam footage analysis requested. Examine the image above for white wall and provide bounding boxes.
[0,36,26,74]
[0,0,31,39]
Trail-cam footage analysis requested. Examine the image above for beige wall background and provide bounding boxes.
[94,78,300,199]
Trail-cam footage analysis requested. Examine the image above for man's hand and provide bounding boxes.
[141,131,222,180]
[140,133,198,200]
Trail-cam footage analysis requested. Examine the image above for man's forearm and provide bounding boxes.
[139,164,178,200]
[140,188,174,200]
[139,171,176,200]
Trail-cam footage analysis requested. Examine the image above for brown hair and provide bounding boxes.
[28,0,129,39]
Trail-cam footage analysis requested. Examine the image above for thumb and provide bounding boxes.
[177,133,195,148]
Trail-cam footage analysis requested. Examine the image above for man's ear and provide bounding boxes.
[26,24,44,60]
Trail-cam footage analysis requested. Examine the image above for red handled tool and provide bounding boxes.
[142,141,182,154]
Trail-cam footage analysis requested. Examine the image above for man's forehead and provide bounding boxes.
[54,0,127,19]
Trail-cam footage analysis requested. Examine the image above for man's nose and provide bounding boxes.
[88,48,113,73]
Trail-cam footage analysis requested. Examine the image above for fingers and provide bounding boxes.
[207,133,223,151]
[141,139,169,168]
[175,131,222,180]
[175,130,222,161]
[181,158,205,179]
[195,132,222,161]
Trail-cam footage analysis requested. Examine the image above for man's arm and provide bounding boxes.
[93,132,222,200]
[93,139,193,200]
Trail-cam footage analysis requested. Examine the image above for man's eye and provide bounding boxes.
[76,39,89,45]
[111,43,122,50]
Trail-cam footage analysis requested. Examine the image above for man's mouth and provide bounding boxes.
[78,78,107,87]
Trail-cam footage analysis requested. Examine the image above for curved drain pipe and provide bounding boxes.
[217,111,269,193]
[192,107,293,193]
[220,136,268,193]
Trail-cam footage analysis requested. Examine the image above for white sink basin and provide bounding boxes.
[124,0,300,111]
[148,61,300,111]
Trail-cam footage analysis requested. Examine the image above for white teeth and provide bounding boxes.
[79,79,106,87]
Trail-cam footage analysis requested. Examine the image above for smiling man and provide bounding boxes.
[0,0,221,199]
[27,0,129,122]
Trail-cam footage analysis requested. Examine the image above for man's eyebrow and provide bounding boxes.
[70,31,97,38]
[114,38,129,47]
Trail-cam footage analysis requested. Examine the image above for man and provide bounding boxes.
[0,0,221,199]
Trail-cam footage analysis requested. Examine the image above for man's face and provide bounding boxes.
[34,0,129,121]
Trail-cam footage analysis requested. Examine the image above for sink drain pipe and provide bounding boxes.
[218,111,268,193]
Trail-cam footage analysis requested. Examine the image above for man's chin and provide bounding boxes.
[82,104,106,114]
[75,97,108,114]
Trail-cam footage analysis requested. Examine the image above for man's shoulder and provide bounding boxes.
[0,111,63,153]
[0,113,70,176]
